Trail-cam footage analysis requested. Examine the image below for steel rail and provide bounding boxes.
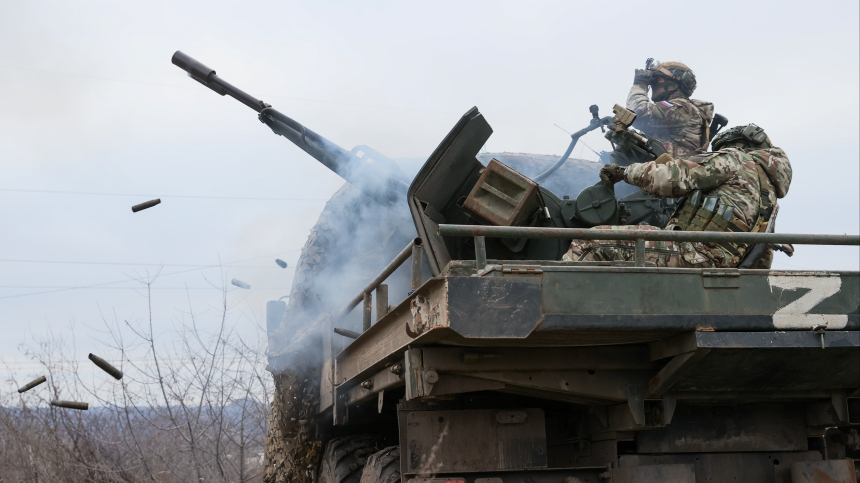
[438,225,860,246]
[339,238,422,319]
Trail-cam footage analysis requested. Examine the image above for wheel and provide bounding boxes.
[318,436,381,483]
[360,446,400,483]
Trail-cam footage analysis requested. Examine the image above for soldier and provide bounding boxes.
[562,124,792,268]
[628,60,714,158]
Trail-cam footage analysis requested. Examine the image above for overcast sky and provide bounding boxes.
[1,1,858,382]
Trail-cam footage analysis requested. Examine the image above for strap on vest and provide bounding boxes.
[754,164,774,231]
[699,109,711,152]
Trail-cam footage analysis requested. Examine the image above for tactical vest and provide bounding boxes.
[669,164,775,259]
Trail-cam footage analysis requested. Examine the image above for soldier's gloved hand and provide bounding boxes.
[633,69,652,87]
[599,164,625,186]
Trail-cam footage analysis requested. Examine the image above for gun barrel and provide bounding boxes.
[172,51,265,112]
[172,51,350,173]
[171,50,407,205]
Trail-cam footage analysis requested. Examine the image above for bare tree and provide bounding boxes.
[0,273,272,482]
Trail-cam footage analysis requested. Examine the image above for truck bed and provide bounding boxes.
[328,262,859,419]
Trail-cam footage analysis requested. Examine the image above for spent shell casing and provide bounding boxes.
[333,327,360,339]
[132,198,161,212]
[231,278,251,289]
[88,353,123,380]
[51,400,89,410]
[17,375,47,393]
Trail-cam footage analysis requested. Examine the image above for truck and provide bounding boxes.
[172,51,860,483]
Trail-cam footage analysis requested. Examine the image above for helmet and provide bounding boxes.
[712,124,773,151]
[648,60,697,97]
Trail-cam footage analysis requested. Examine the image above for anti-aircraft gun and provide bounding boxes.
[172,52,860,483]
[172,51,679,271]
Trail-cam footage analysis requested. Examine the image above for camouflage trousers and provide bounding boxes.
[562,225,739,268]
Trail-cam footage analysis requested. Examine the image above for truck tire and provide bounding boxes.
[360,446,400,483]
[319,436,380,483]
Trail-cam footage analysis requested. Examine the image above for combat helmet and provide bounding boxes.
[649,60,697,97]
[712,124,773,151]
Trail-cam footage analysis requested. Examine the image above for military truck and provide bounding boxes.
[172,52,860,483]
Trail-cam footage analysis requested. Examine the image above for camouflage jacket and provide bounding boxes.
[624,147,792,231]
[627,86,715,157]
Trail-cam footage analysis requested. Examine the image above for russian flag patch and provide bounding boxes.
[660,100,674,107]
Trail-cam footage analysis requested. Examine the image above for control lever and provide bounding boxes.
[589,105,605,133]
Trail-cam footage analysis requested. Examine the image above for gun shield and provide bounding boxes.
[51,400,89,410]
[17,376,47,393]
[132,198,161,212]
[88,353,123,380]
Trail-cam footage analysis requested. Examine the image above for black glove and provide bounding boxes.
[633,69,652,87]
[600,164,625,186]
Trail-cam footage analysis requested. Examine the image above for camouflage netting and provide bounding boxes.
[264,365,322,483]
[263,154,602,483]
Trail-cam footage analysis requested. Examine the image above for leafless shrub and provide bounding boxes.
[0,275,271,482]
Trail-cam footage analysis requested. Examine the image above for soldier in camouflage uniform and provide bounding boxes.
[563,124,792,268]
[628,61,714,158]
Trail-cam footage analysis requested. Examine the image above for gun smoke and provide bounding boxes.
[266,147,603,374]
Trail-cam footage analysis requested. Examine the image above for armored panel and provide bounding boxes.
[667,345,860,392]
[539,269,860,331]
[636,404,808,453]
[404,409,547,473]
[446,277,542,338]
[408,107,491,276]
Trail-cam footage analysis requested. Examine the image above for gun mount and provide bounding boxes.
[604,103,668,165]
[409,105,680,274]
[172,51,407,205]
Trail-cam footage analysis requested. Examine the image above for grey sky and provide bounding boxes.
[1,1,858,379]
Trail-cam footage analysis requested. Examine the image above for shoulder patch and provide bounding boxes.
[660,100,674,107]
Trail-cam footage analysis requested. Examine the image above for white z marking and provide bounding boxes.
[768,274,848,329]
